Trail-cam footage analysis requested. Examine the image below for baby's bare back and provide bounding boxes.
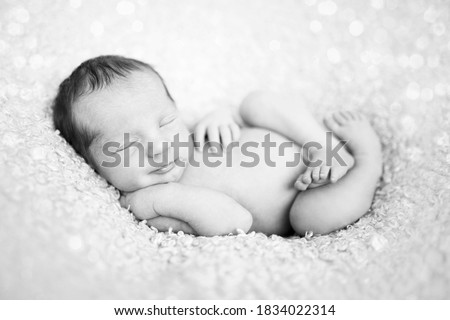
[179,127,305,235]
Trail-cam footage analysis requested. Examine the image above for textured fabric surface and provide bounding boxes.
[1,0,449,299]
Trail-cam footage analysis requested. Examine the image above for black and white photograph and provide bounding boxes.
[0,0,449,316]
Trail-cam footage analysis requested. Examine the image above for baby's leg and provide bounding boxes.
[239,91,354,190]
[289,111,382,235]
[240,91,332,145]
[146,216,197,235]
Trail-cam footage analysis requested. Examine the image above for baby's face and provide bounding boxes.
[75,70,190,192]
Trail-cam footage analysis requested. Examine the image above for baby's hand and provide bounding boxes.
[118,190,160,220]
[119,192,129,208]
[194,108,240,151]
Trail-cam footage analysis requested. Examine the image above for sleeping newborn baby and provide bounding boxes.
[53,55,382,236]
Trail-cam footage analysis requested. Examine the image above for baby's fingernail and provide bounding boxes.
[209,146,218,153]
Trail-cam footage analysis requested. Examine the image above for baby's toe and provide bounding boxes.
[343,111,355,121]
[319,166,331,180]
[330,167,345,183]
[350,111,363,121]
[312,167,321,182]
[294,179,309,191]
[302,171,312,184]
[333,111,348,125]
[323,114,340,131]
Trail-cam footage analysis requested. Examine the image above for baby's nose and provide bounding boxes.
[149,142,173,161]
[148,140,168,155]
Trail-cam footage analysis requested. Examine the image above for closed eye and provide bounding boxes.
[160,114,177,127]
[116,141,138,153]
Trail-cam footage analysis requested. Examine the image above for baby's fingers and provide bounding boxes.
[119,192,131,209]
[119,195,127,208]
[230,123,241,141]
[194,124,206,149]
[219,125,233,148]
[207,126,221,152]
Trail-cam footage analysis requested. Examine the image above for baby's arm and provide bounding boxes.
[121,183,253,236]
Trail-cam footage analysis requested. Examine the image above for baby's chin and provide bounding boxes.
[139,163,186,189]
[156,162,185,183]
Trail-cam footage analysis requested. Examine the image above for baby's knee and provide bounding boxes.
[240,91,276,123]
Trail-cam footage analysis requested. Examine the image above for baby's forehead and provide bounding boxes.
[77,70,164,110]
[102,69,164,95]
[74,70,168,133]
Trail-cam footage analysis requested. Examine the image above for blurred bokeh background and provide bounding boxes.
[0,0,449,298]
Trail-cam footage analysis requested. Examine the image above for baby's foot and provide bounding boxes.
[323,111,382,174]
[295,130,355,191]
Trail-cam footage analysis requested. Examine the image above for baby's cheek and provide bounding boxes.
[101,165,141,192]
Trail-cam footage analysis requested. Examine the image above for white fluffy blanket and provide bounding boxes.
[1,0,449,298]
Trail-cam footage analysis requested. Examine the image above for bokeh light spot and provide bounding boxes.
[269,40,281,51]
[116,1,135,15]
[318,1,337,16]
[371,0,384,10]
[68,236,84,251]
[406,82,421,100]
[349,20,364,36]
[327,47,341,63]
[132,20,143,32]
[310,20,322,33]
[7,22,24,36]
[70,0,82,9]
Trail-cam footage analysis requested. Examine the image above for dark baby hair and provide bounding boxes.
[52,55,173,168]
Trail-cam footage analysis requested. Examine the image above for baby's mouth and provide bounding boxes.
[152,159,177,174]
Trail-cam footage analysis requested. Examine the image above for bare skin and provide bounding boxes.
[237,92,382,235]
[80,71,382,236]
[239,92,355,191]
[290,109,383,235]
